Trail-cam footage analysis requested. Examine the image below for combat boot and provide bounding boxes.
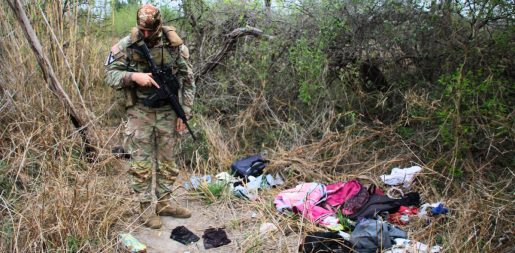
[156,194,192,218]
[140,202,162,229]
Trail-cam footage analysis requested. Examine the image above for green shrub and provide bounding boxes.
[435,68,512,172]
[197,181,228,204]
[289,38,326,103]
[111,4,139,36]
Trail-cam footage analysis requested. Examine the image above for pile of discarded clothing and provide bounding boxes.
[274,166,448,253]
[183,155,284,200]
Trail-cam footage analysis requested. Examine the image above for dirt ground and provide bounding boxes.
[105,128,295,252]
[118,183,301,253]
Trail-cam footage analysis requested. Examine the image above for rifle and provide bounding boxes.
[128,39,196,141]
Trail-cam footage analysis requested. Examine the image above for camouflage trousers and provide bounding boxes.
[124,103,180,202]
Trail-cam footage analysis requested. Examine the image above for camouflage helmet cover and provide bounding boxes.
[136,4,162,31]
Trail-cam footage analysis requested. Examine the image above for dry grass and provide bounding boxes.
[0,1,513,253]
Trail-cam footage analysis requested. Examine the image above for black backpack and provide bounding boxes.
[230,155,269,178]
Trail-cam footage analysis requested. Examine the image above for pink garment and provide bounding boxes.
[274,183,333,224]
[325,180,362,207]
[274,180,369,226]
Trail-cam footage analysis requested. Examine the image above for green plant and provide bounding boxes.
[178,124,210,164]
[435,68,512,174]
[111,4,139,36]
[66,235,83,253]
[0,159,11,196]
[289,38,326,103]
[197,181,228,204]
[0,217,13,250]
[244,232,263,253]
[449,166,464,178]
[397,126,415,139]
[335,209,353,232]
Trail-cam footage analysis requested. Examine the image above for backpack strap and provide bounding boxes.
[130,26,183,46]
[162,25,183,46]
[129,26,185,66]
[130,27,140,43]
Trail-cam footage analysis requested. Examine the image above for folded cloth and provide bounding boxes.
[348,194,402,220]
[266,174,285,187]
[431,203,449,215]
[274,183,335,225]
[325,180,362,207]
[233,185,258,200]
[202,228,231,249]
[183,175,212,190]
[419,202,449,217]
[350,219,407,252]
[380,166,422,188]
[170,226,200,245]
[388,206,419,225]
[215,172,240,184]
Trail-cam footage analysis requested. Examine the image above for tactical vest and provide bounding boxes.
[124,26,187,108]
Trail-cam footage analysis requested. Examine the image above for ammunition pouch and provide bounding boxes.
[146,98,170,108]
[124,87,137,108]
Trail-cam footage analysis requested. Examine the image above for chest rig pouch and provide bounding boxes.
[125,27,183,107]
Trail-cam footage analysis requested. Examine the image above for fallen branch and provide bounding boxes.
[7,0,97,157]
[196,26,269,82]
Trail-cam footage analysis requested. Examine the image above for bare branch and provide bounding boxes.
[196,26,270,82]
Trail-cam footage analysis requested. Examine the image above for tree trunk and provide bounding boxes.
[265,0,271,10]
[6,0,97,158]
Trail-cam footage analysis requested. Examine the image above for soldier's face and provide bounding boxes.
[142,29,155,39]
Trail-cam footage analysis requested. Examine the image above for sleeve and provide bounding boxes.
[176,44,196,116]
[104,36,135,90]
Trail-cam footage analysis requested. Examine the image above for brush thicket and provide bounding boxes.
[0,1,513,252]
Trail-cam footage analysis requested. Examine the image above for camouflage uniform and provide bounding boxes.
[104,5,195,203]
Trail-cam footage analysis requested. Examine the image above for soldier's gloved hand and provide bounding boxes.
[131,73,160,88]
[176,118,187,133]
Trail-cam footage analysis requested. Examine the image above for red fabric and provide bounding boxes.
[373,186,385,195]
[388,206,419,225]
[325,180,362,207]
[399,206,418,214]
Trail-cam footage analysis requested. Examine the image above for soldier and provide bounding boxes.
[104,4,195,229]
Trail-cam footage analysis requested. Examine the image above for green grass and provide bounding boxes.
[197,181,229,204]
[111,4,139,36]
[0,159,11,196]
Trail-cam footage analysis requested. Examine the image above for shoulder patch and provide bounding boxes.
[104,51,116,66]
[162,26,183,47]
[104,44,123,66]
[104,36,130,66]
[180,44,190,59]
